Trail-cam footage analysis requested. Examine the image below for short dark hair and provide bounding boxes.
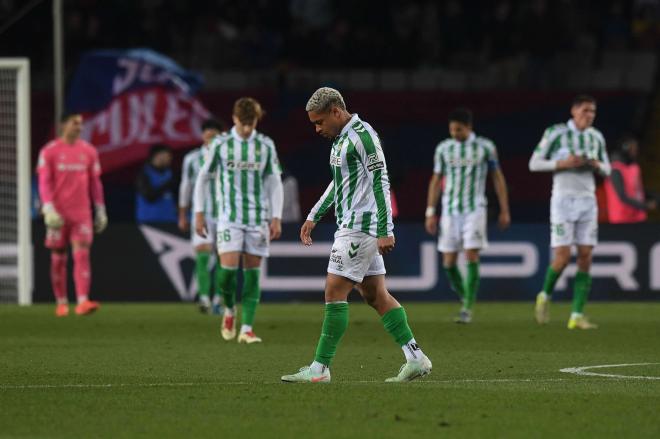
[448,107,473,126]
[572,94,596,107]
[201,118,224,132]
[148,143,172,159]
[60,112,81,123]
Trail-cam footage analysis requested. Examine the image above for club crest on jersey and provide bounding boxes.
[330,155,342,167]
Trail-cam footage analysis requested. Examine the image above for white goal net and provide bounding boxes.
[0,58,32,305]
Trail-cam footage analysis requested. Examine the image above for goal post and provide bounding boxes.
[0,58,32,305]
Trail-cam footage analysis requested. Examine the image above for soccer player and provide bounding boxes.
[193,98,283,344]
[178,118,224,314]
[424,108,510,323]
[281,87,432,383]
[529,95,611,329]
[37,113,107,317]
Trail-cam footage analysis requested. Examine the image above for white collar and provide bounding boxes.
[339,113,360,137]
[567,119,588,133]
[231,126,256,142]
[453,132,476,143]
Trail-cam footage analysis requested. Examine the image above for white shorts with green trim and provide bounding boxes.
[216,221,270,257]
[550,195,598,247]
[327,229,386,283]
[437,207,488,253]
[191,216,217,248]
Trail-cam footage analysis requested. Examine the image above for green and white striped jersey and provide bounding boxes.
[307,114,394,238]
[529,119,611,197]
[433,132,499,216]
[180,146,217,218]
[194,127,282,226]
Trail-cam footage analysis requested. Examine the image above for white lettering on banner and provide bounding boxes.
[556,242,638,290]
[129,92,160,145]
[113,58,139,95]
[650,243,660,290]
[261,242,438,291]
[140,226,196,301]
[457,242,538,277]
[162,93,189,141]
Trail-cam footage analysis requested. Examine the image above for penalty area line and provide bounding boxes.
[559,362,660,380]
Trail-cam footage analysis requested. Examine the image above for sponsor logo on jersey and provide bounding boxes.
[330,155,342,167]
[56,163,88,171]
[226,161,261,171]
[445,158,482,167]
[367,161,384,172]
[367,153,380,165]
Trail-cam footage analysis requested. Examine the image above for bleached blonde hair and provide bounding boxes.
[305,87,346,112]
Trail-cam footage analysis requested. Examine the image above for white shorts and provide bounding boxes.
[191,216,217,248]
[550,196,598,247]
[437,208,488,253]
[327,229,386,283]
[216,221,270,257]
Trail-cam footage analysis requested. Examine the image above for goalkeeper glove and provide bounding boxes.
[42,203,64,229]
[94,205,108,233]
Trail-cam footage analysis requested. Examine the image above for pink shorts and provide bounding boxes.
[45,219,94,249]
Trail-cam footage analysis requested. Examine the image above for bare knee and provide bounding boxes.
[552,247,571,271]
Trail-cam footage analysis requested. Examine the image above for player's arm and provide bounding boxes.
[529,128,584,172]
[89,148,107,233]
[192,142,218,238]
[177,154,194,232]
[487,144,510,230]
[301,181,334,246]
[36,148,63,228]
[354,133,394,255]
[425,145,444,235]
[588,135,611,177]
[263,141,283,240]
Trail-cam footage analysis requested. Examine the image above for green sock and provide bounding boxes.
[241,268,261,326]
[213,265,223,302]
[464,261,480,310]
[217,267,237,309]
[195,252,211,298]
[444,265,465,300]
[542,266,561,297]
[314,302,349,367]
[381,307,414,346]
[572,271,591,314]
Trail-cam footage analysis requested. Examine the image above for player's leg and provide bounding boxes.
[194,243,213,314]
[45,226,69,316]
[458,248,480,323]
[536,196,573,324]
[282,230,365,383]
[356,274,432,382]
[568,200,599,329]
[237,252,263,343]
[70,220,98,315]
[438,215,465,306]
[216,224,243,339]
[236,223,270,343]
[206,218,223,315]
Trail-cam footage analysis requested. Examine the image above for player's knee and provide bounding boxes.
[576,253,592,271]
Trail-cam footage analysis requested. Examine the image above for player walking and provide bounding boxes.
[194,98,283,344]
[178,119,224,314]
[424,108,510,323]
[281,87,432,383]
[37,113,107,317]
[529,95,611,329]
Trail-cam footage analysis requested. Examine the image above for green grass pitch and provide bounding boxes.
[1,302,660,438]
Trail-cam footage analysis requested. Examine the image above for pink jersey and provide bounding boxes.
[37,138,105,222]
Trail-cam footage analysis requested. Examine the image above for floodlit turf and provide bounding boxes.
[1,302,660,438]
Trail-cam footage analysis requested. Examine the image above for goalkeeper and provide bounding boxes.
[37,113,107,317]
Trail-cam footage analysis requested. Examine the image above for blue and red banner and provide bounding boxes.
[66,49,210,172]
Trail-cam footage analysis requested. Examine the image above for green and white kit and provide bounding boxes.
[433,132,499,252]
[308,114,393,283]
[180,146,218,247]
[194,127,283,256]
[529,119,611,247]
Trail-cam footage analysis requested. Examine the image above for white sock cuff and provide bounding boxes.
[325,301,348,304]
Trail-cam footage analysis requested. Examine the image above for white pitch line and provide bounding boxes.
[560,362,660,380]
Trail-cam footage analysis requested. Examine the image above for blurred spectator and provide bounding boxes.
[281,169,302,224]
[603,137,658,223]
[135,144,177,223]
